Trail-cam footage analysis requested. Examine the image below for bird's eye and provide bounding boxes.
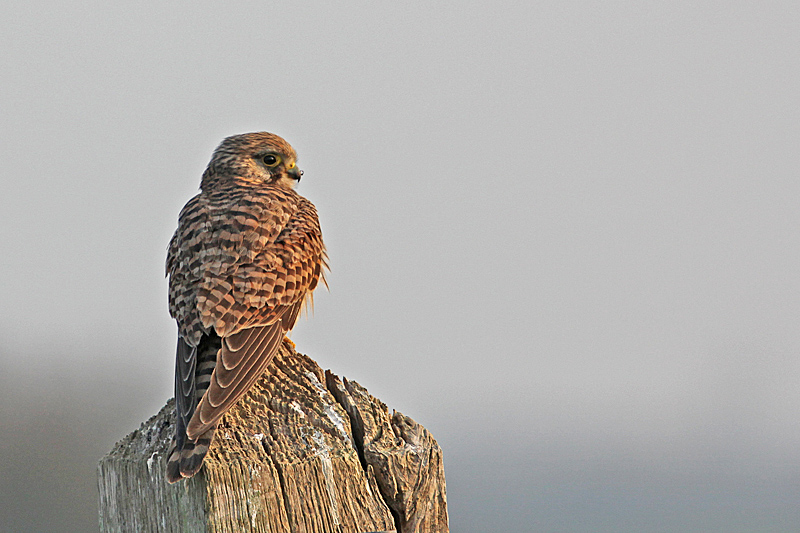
[262,154,281,167]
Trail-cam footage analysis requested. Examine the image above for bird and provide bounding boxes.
[164,132,327,483]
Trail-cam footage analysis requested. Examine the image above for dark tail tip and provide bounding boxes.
[165,430,215,483]
[165,441,184,483]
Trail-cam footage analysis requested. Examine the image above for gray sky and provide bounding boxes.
[2,1,800,531]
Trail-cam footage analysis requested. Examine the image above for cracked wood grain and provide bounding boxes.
[97,341,448,533]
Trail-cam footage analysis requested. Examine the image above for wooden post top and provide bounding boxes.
[98,341,449,533]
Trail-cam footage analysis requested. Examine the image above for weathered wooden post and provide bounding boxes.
[97,341,449,532]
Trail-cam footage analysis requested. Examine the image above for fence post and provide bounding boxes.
[97,342,449,533]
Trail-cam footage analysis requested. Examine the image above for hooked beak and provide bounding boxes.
[287,166,303,182]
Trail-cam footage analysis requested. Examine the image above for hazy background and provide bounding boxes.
[2,1,799,531]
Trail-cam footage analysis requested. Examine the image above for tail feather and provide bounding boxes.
[166,332,220,483]
[166,425,218,483]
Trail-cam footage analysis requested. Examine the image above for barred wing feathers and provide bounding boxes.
[166,184,326,481]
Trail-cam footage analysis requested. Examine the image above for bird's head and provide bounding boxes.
[202,132,303,190]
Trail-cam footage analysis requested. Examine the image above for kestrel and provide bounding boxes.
[165,132,327,483]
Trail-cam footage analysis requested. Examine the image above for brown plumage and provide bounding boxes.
[165,132,327,483]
